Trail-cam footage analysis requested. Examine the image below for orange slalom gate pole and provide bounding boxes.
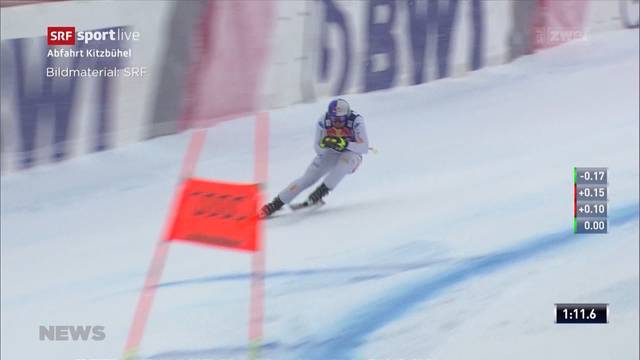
[248,112,269,359]
[123,129,207,359]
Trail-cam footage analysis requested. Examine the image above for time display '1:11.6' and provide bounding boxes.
[555,303,608,324]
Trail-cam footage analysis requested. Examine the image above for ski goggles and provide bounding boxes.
[330,115,347,124]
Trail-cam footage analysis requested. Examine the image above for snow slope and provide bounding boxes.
[1,29,638,360]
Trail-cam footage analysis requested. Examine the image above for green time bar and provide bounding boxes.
[573,167,578,234]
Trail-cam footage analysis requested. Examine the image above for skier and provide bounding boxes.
[259,98,369,218]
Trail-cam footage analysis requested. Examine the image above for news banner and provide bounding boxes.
[46,26,146,78]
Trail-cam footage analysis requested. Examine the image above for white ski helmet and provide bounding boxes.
[327,98,350,119]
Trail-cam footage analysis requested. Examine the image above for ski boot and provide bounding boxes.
[290,183,330,210]
[259,196,284,218]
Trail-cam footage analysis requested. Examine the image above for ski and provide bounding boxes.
[259,199,325,220]
[290,199,325,211]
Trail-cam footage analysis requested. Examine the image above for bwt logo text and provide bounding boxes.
[47,26,140,45]
[39,325,106,341]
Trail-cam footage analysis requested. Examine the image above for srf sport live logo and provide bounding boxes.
[47,26,140,45]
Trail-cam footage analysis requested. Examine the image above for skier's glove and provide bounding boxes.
[320,136,348,152]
